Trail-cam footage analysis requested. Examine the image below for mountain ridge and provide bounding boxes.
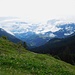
[0,28,21,43]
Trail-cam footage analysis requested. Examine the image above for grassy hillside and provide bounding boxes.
[0,37,75,75]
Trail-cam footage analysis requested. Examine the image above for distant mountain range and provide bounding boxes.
[14,23,75,48]
[0,18,75,48]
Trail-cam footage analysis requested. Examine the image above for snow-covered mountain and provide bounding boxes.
[0,17,75,48]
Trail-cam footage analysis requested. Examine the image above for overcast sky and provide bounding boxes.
[0,0,75,23]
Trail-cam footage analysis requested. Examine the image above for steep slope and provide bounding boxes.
[0,28,21,43]
[0,37,75,75]
[31,34,75,65]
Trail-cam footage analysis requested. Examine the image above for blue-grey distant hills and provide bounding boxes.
[14,23,75,48]
[0,18,75,48]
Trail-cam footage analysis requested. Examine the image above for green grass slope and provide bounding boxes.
[0,37,75,75]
